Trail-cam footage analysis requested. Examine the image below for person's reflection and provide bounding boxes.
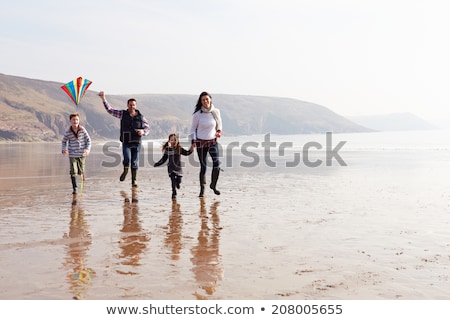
[117,188,150,275]
[164,199,183,261]
[191,198,223,299]
[64,194,94,300]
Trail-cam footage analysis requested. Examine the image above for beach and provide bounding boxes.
[1,131,450,300]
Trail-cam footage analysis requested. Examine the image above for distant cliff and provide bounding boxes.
[0,73,369,142]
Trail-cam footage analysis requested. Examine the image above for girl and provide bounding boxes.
[154,134,193,199]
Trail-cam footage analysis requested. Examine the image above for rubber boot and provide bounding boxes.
[199,174,206,197]
[170,173,177,199]
[120,166,129,182]
[210,168,221,195]
[131,169,138,187]
[71,176,77,194]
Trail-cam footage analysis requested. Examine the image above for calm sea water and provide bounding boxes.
[0,130,449,300]
[1,129,449,181]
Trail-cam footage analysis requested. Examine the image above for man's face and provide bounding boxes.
[127,100,137,112]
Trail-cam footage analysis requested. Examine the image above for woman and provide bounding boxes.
[190,92,223,197]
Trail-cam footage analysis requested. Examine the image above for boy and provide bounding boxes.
[62,113,91,194]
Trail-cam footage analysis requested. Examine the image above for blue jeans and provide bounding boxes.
[122,142,141,169]
[196,143,220,176]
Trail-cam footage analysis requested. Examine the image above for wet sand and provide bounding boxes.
[1,139,450,300]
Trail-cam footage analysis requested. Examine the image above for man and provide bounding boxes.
[98,91,150,187]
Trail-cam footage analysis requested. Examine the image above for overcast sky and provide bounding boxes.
[1,0,449,125]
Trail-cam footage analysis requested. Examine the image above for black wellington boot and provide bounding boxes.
[170,173,177,199]
[120,166,129,182]
[71,176,78,194]
[199,174,206,197]
[131,169,138,187]
[210,168,221,195]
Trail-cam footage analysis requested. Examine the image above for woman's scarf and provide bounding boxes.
[201,104,222,131]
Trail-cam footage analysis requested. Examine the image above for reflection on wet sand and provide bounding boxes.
[117,188,150,275]
[191,199,223,300]
[64,194,94,300]
[164,200,183,261]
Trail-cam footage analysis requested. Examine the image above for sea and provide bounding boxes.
[0,129,449,302]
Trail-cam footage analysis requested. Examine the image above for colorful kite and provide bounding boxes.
[61,76,92,108]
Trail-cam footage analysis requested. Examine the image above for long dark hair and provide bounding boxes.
[162,133,181,154]
[193,91,211,114]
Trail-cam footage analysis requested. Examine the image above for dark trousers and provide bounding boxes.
[122,142,141,169]
[170,173,181,192]
[196,143,220,176]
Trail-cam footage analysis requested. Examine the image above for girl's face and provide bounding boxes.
[201,95,212,109]
[169,135,178,146]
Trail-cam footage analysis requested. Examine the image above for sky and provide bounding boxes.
[1,0,450,125]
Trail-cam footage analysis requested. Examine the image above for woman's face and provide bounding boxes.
[201,95,212,109]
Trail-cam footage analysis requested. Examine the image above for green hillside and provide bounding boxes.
[0,73,369,142]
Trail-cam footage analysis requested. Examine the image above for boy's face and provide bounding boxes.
[70,116,80,128]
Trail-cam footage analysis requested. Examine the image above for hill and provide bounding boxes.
[348,113,437,131]
[0,73,369,142]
